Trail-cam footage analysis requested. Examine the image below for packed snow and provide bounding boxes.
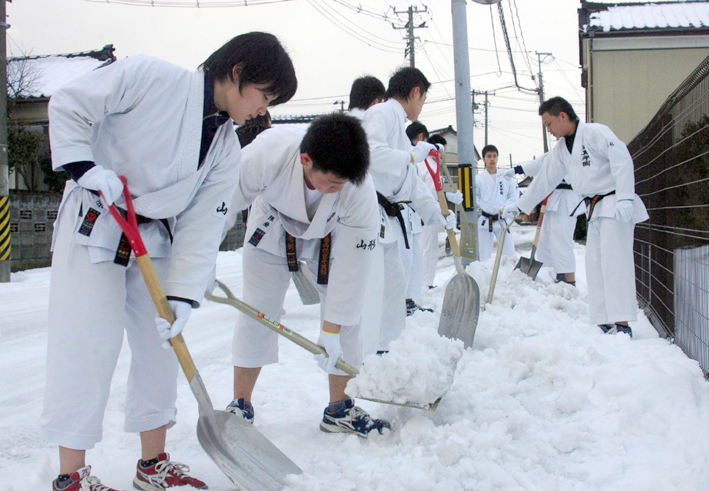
[3,226,709,491]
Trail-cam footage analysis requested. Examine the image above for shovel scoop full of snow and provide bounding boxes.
[347,324,464,410]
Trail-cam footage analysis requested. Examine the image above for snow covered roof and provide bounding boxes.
[8,45,116,99]
[582,1,709,35]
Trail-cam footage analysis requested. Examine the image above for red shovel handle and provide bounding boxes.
[423,150,444,192]
[101,176,148,258]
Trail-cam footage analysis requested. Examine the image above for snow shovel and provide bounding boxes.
[103,177,301,491]
[482,212,516,310]
[205,280,442,410]
[424,151,480,349]
[291,261,320,305]
[514,194,549,280]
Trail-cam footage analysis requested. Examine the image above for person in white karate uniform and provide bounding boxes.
[476,144,520,261]
[348,75,385,120]
[504,152,585,285]
[361,67,456,354]
[222,114,390,437]
[42,33,296,491]
[503,96,648,337]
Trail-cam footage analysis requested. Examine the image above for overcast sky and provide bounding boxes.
[9,0,603,165]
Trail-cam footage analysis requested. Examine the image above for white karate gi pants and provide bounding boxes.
[477,217,516,261]
[585,217,638,325]
[232,244,363,376]
[401,232,423,301]
[420,224,439,288]
[41,197,178,450]
[535,209,578,275]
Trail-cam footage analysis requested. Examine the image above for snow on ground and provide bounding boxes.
[2,226,709,491]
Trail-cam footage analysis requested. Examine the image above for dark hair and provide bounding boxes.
[236,111,272,147]
[349,76,385,110]
[406,121,429,144]
[201,32,297,106]
[300,113,369,185]
[539,96,579,122]
[384,67,431,101]
[428,134,447,147]
[482,144,498,158]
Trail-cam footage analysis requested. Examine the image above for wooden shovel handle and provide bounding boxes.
[104,177,197,383]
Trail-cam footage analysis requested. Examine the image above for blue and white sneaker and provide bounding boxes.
[225,398,254,424]
[320,399,390,437]
[598,324,615,334]
[615,324,633,337]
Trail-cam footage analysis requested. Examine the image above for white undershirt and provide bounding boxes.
[304,181,323,221]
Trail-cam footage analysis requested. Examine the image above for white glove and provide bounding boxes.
[435,209,456,230]
[503,168,516,179]
[445,190,463,204]
[501,204,520,224]
[76,165,124,206]
[314,330,343,374]
[411,141,436,163]
[615,199,634,222]
[155,300,192,349]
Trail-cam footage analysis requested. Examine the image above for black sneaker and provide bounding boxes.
[320,399,391,437]
[598,324,615,334]
[615,324,633,338]
[406,300,433,316]
[225,398,254,424]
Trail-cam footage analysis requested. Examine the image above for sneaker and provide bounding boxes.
[406,300,433,316]
[53,466,122,491]
[320,399,391,437]
[598,324,615,334]
[554,274,576,286]
[134,453,207,491]
[225,398,254,424]
[615,324,633,338]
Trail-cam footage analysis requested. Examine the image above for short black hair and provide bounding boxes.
[201,32,297,107]
[406,121,429,144]
[428,134,447,147]
[539,96,579,122]
[349,76,385,110]
[384,67,431,101]
[236,111,272,147]
[300,113,369,185]
[482,144,498,158]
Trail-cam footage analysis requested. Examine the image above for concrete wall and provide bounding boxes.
[9,193,246,272]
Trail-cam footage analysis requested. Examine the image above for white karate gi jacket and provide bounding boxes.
[362,99,440,243]
[227,125,379,326]
[49,55,240,305]
[521,153,584,217]
[517,122,648,223]
[475,167,520,218]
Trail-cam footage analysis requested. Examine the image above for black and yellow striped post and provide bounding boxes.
[0,196,8,263]
[456,164,478,261]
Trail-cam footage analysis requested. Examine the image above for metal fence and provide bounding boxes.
[628,56,709,374]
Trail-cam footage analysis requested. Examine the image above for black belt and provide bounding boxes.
[376,192,410,249]
[556,182,573,190]
[571,190,615,220]
[481,211,498,232]
[113,207,172,266]
[285,232,331,285]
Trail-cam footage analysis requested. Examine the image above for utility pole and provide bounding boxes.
[536,51,552,153]
[333,100,346,112]
[392,6,427,68]
[0,0,9,283]
[473,90,490,146]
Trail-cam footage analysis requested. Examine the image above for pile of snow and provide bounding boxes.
[347,324,464,408]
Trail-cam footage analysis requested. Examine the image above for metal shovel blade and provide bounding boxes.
[515,255,543,280]
[438,272,481,349]
[190,372,302,491]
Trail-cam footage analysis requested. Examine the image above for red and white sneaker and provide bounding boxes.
[52,465,123,491]
[133,453,207,490]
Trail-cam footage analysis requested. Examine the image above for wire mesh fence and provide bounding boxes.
[628,55,709,375]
